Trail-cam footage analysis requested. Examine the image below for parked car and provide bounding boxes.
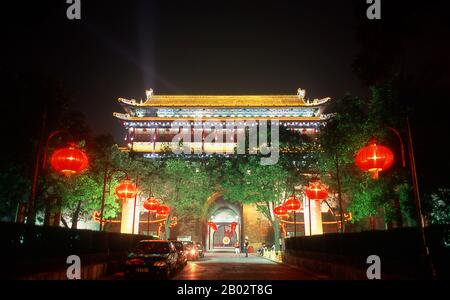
[171,241,188,268]
[195,242,205,258]
[182,241,199,261]
[124,240,178,279]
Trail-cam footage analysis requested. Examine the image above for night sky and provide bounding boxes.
[2,0,450,189]
[3,0,366,141]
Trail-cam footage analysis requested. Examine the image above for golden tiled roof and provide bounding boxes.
[119,95,331,107]
[113,113,324,122]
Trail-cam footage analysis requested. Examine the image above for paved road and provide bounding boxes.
[106,252,328,280]
[173,252,327,280]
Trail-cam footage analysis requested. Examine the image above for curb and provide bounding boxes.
[254,253,331,279]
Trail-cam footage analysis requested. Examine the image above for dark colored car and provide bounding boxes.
[195,242,205,258]
[182,241,199,261]
[172,241,188,269]
[124,240,178,279]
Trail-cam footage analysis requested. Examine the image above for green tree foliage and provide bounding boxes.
[0,165,31,221]
[424,189,450,225]
[40,141,122,228]
[318,85,416,227]
[150,159,214,238]
[0,70,75,221]
[221,156,290,250]
[398,182,417,226]
[48,173,100,228]
[348,178,386,222]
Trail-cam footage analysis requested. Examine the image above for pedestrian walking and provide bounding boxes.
[258,243,266,256]
[234,241,240,255]
[244,239,249,257]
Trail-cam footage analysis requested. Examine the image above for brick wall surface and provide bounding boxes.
[242,204,273,249]
[172,215,202,242]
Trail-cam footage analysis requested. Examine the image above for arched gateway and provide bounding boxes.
[205,198,241,252]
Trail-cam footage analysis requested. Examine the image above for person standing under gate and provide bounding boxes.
[234,241,240,255]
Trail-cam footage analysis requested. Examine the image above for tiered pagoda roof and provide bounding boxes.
[113,89,332,122]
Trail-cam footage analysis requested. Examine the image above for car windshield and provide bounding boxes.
[136,242,171,254]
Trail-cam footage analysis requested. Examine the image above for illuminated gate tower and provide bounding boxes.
[114,89,332,244]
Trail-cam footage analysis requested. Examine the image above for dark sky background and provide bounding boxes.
[3,0,367,141]
[2,0,450,190]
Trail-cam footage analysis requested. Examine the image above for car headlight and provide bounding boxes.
[153,261,167,267]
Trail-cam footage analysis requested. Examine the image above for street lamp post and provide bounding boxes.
[115,177,138,234]
[308,197,312,236]
[406,118,435,278]
[284,193,301,237]
[305,181,328,236]
[148,206,151,235]
[141,189,161,236]
[273,204,288,241]
[294,194,297,238]
[132,176,139,235]
[356,120,435,278]
[335,153,345,233]
[99,166,108,231]
[98,168,131,231]
[28,130,87,224]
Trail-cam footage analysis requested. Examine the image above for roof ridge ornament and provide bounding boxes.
[297,88,306,100]
[145,89,154,101]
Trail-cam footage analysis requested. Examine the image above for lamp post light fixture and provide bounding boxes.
[98,169,133,231]
[305,181,328,236]
[28,129,88,224]
[355,123,435,278]
[140,190,171,238]
[114,175,139,234]
[156,204,170,217]
[99,169,140,234]
[142,190,160,235]
[273,205,288,218]
[355,140,394,180]
[114,177,138,200]
[284,193,301,237]
[273,204,289,241]
[49,144,89,176]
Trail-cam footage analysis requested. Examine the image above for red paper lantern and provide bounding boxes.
[50,146,89,176]
[207,221,218,231]
[284,194,301,212]
[156,204,170,217]
[143,196,160,212]
[305,181,329,200]
[355,141,394,179]
[273,205,289,218]
[115,179,137,200]
[230,221,238,233]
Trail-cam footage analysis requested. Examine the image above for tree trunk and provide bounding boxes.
[61,216,69,228]
[335,153,345,233]
[103,221,110,232]
[262,201,281,251]
[165,211,174,239]
[273,220,281,251]
[394,198,403,228]
[71,201,82,229]
[386,220,393,230]
[369,215,376,231]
